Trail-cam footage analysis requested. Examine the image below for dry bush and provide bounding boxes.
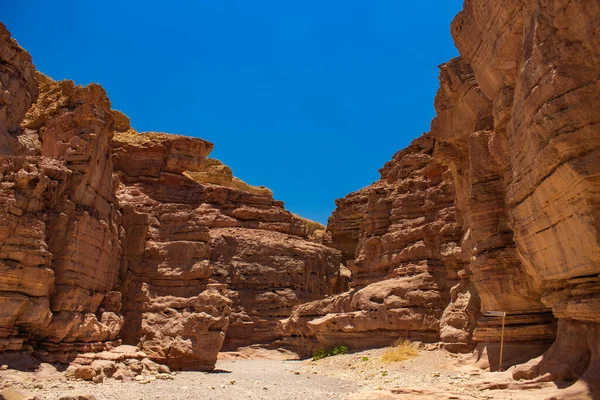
[381,339,418,362]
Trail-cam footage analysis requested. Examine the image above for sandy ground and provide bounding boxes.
[0,348,591,400]
[1,358,359,400]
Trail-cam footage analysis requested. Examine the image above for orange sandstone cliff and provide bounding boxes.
[0,22,343,372]
[281,136,479,355]
[1,0,600,396]
[284,0,600,397]
[440,0,600,392]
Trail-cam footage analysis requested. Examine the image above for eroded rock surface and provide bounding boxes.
[285,2,600,397]
[282,137,479,355]
[429,0,600,394]
[211,227,344,350]
[0,22,343,372]
[285,3,600,397]
[0,32,123,360]
[0,24,38,155]
[431,57,557,359]
[112,126,344,361]
[64,345,170,383]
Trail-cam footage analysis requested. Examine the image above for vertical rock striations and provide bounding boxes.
[285,7,600,396]
[112,128,232,370]
[0,24,38,155]
[430,0,600,392]
[0,24,123,360]
[28,78,124,361]
[431,58,557,366]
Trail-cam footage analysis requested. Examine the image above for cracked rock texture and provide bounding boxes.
[0,37,123,360]
[0,22,343,371]
[112,123,344,362]
[284,1,600,397]
[0,24,38,155]
[433,0,600,395]
[281,136,480,355]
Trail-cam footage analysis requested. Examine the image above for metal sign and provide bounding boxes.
[484,310,506,371]
[485,311,506,317]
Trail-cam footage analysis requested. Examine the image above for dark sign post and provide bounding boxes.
[485,311,507,370]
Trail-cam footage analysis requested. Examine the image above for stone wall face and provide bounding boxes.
[431,58,557,360]
[429,0,600,385]
[112,127,343,367]
[282,137,480,355]
[285,5,600,390]
[0,32,124,360]
[0,24,38,155]
[0,22,343,370]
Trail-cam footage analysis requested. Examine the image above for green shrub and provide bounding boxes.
[312,349,329,360]
[332,345,348,355]
[361,356,369,362]
[312,345,349,360]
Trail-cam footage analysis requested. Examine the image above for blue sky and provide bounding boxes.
[4,1,463,224]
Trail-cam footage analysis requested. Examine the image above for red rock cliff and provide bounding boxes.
[0,23,344,371]
[281,136,480,355]
[1,23,123,360]
[433,0,600,391]
[112,121,344,365]
[285,3,600,397]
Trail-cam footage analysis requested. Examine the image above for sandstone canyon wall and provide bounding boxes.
[2,0,600,394]
[284,1,600,394]
[112,122,344,362]
[281,136,481,355]
[0,30,124,361]
[0,22,343,371]
[437,0,600,388]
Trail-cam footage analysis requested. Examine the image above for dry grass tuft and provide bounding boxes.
[381,339,418,363]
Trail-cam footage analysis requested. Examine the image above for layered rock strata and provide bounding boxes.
[431,57,557,362]
[211,228,344,350]
[282,136,480,355]
[0,32,124,360]
[427,0,600,394]
[430,2,600,390]
[112,123,344,358]
[0,23,344,371]
[0,24,38,155]
[285,6,600,396]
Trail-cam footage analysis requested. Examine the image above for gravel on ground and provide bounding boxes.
[0,347,572,400]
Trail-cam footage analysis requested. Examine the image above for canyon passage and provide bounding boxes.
[1,0,600,399]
